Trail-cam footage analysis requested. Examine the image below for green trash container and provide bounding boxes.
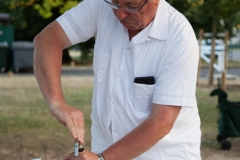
[0,14,14,72]
[0,43,8,71]
[0,25,14,47]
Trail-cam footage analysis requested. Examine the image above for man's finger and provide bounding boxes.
[66,117,77,139]
[72,117,82,142]
[77,118,84,143]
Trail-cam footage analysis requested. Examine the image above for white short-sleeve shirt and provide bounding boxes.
[57,0,201,159]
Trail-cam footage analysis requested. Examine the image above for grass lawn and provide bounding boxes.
[0,74,239,160]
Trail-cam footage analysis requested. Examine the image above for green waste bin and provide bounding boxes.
[0,25,14,47]
[0,14,14,72]
[0,43,8,71]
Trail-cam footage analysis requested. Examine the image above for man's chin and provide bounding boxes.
[121,21,138,30]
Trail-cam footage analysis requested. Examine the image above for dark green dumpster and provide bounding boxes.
[0,43,8,71]
[0,25,14,47]
[0,14,14,72]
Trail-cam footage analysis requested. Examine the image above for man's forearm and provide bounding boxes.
[103,117,168,160]
[102,104,181,160]
[34,41,64,106]
[34,21,71,106]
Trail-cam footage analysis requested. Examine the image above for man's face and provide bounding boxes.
[112,0,159,31]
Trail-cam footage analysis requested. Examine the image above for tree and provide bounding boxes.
[34,0,94,64]
[2,0,239,46]
[34,0,81,19]
[167,0,240,37]
[0,0,57,41]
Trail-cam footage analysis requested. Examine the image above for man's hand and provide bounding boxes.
[50,102,85,143]
[64,150,99,160]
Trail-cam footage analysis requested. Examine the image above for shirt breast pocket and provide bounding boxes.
[133,83,154,115]
[93,50,111,82]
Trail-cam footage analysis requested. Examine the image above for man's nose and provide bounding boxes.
[116,8,128,20]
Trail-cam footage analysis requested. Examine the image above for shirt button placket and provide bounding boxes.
[111,100,117,137]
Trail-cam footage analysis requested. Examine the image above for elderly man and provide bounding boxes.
[34,0,201,159]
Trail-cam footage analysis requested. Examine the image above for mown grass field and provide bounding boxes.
[0,74,239,160]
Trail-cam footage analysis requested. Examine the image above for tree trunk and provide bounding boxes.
[208,14,217,86]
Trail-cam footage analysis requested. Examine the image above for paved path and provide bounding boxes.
[61,66,93,77]
[200,67,240,78]
[62,66,240,78]
[0,66,239,80]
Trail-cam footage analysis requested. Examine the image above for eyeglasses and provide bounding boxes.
[104,0,149,14]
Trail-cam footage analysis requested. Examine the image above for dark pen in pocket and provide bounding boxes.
[134,76,155,85]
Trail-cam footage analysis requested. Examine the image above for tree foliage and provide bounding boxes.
[0,0,56,41]
[34,0,81,19]
[168,0,240,36]
[1,0,239,41]
[199,0,240,34]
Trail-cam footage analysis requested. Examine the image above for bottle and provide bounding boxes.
[74,139,85,156]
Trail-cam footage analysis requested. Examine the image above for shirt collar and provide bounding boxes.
[148,0,168,40]
[127,0,169,48]
[127,21,153,48]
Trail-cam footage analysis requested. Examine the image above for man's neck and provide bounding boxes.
[128,29,142,41]
[128,17,155,41]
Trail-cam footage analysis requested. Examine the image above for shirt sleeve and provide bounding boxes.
[152,33,199,108]
[56,0,102,45]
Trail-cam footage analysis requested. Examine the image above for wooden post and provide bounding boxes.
[70,61,76,67]
[221,30,229,90]
[208,14,218,86]
[208,36,216,85]
[197,29,204,85]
